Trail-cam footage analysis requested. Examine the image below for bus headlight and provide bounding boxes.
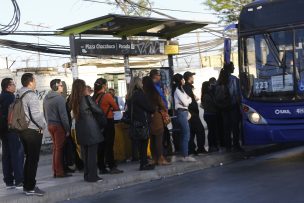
[248,112,261,124]
[243,104,267,125]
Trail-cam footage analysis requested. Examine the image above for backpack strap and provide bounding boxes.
[96,93,111,118]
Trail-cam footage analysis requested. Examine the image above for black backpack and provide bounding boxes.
[214,84,232,110]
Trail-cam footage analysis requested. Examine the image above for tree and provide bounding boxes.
[110,0,153,17]
[205,0,252,24]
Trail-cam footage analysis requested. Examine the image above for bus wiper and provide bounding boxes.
[263,34,281,66]
[281,50,287,87]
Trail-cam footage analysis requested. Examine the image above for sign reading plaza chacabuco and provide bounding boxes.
[75,39,166,56]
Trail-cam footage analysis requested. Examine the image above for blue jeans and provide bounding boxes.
[2,131,24,185]
[177,110,190,157]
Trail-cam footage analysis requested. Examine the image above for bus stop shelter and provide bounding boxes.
[57,14,211,82]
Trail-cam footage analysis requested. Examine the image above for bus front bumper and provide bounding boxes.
[243,121,304,145]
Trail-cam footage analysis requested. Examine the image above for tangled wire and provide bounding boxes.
[0,0,20,35]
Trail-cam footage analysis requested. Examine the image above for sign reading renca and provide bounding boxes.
[75,39,165,56]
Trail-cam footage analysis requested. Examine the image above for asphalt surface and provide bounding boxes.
[63,146,304,203]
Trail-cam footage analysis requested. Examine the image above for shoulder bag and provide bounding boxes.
[129,98,150,140]
[85,96,107,129]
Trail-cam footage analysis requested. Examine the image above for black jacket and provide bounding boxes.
[0,91,15,118]
[183,82,199,114]
[75,96,104,146]
[0,91,15,134]
[127,89,155,122]
[202,91,218,114]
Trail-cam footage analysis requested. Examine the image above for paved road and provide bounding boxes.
[63,146,304,203]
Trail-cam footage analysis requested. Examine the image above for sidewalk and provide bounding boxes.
[0,144,299,203]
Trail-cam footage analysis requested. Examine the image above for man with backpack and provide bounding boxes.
[0,78,24,189]
[14,73,46,196]
[215,63,243,152]
[43,79,71,178]
[224,62,243,151]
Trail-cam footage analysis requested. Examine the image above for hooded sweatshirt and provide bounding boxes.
[16,87,46,130]
[43,91,70,133]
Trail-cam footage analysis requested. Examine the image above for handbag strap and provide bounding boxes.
[96,93,111,117]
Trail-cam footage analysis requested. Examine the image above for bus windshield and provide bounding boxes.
[241,29,304,102]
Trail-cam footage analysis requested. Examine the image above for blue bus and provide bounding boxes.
[238,0,304,145]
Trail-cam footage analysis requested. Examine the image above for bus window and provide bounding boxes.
[294,29,304,98]
[241,30,300,101]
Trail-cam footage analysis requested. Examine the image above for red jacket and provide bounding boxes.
[95,93,119,119]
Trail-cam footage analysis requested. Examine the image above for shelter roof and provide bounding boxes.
[57,14,211,39]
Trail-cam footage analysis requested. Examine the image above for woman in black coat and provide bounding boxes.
[69,79,105,182]
[126,77,155,171]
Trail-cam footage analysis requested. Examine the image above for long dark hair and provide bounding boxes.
[172,73,184,94]
[217,68,230,86]
[201,81,210,103]
[68,79,86,121]
[92,78,107,100]
[127,76,143,100]
[142,76,160,107]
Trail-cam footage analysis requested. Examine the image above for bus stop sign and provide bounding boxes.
[75,39,166,56]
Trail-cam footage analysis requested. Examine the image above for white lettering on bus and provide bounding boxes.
[275,109,291,115]
[296,108,304,114]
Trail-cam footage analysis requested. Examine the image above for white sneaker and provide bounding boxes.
[181,156,196,162]
[170,155,179,163]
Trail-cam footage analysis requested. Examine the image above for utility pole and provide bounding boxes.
[196,32,203,68]
[69,35,78,80]
[24,21,50,68]
[6,57,8,69]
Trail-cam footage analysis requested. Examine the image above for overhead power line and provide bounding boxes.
[0,0,20,34]
[82,0,219,15]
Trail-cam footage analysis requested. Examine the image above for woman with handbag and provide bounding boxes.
[173,74,196,162]
[126,77,155,171]
[68,79,105,182]
[142,76,170,166]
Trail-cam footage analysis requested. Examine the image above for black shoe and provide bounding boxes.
[189,151,199,156]
[109,168,123,174]
[15,183,23,190]
[64,167,75,173]
[99,168,110,174]
[54,173,72,178]
[86,177,103,183]
[208,147,219,153]
[24,187,45,196]
[197,148,208,154]
[6,183,15,189]
[225,148,232,153]
[140,164,155,171]
[233,146,245,152]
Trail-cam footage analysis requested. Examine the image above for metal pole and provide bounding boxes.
[196,32,203,68]
[123,36,131,86]
[167,39,175,114]
[6,57,8,69]
[69,35,79,80]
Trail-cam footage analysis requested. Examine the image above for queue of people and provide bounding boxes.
[0,62,243,197]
